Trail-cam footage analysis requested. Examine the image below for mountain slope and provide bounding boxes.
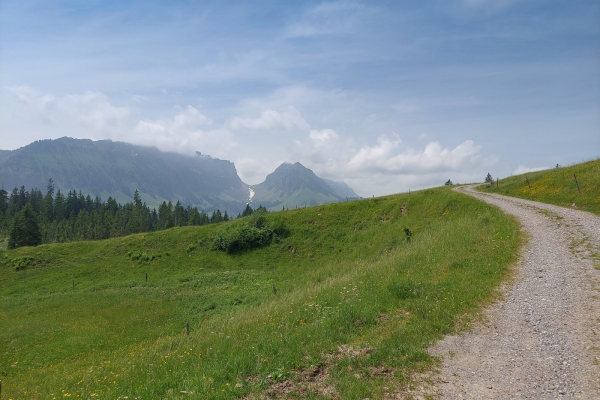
[0,137,248,213]
[250,162,353,210]
[0,138,360,214]
[322,178,360,199]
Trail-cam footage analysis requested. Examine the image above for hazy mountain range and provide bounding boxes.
[0,137,359,214]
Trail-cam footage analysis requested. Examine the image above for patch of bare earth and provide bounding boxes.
[243,344,381,399]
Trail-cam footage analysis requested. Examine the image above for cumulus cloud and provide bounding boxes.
[8,85,130,131]
[133,106,234,156]
[288,129,494,196]
[230,106,310,132]
[289,128,357,177]
[235,157,285,185]
[347,136,482,175]
[513,165,549,175]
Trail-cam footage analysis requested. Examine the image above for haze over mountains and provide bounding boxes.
[0,137,359,214]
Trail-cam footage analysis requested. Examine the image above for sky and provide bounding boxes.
[1,0,598,197]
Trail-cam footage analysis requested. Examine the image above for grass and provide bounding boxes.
[0,187,521,399]
[479,158,600,215]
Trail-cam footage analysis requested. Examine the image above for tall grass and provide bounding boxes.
[481,158,600,215]
[0,187,520,399]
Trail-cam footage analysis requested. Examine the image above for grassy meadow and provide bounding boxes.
[480,158,600,215]
[0,187,521,399]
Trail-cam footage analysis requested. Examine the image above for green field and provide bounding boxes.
[480,158,600,215]
[0,187,521,399]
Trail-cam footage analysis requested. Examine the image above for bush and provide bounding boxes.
[9,256,45,271]
[212,211,289,253]
[127,250,158,263]
[213,225,273,253]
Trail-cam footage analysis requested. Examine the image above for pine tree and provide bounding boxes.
[242,204,253,217]
[8,204,42,249]
[0,188,8,234]
[188,207,202,225]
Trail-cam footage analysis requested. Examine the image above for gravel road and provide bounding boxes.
[427,186,600,399]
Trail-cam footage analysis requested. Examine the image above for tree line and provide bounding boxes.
[0,180,253,249]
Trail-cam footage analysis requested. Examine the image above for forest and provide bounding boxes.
[0,179,259,248]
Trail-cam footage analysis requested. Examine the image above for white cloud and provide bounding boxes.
[513,165,549,175]
[290,128,357,176]
[285,1,365,38]
[392,102,421,114]
[235,157,284,185]
[347,136,483,175]
[133,106,234,157]
[288,129,494,196]
[8,86,130,131]
[230,106,310,132]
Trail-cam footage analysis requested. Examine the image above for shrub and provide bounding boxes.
[10,256,45,271]
[213,225,273,253]
[127,250,158,263]
[212,211,289,253]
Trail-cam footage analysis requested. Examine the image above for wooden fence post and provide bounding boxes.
[574,174,581,194]
[526,178,531,190]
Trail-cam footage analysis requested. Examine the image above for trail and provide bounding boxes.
[427,186,600,399]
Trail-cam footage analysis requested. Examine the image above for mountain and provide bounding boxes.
[0,138,359,214]
[250,162,359,210]
[0,137,249,214]
[322,178,360,200]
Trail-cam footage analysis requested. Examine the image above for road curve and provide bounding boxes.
[428,185,600,399]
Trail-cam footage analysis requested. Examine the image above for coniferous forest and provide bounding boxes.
[0,180,247,248]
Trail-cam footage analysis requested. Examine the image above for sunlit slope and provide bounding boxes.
[481,158,600,215]
[0,187,520,399]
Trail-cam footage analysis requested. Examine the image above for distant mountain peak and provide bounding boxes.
[250,161,359,210]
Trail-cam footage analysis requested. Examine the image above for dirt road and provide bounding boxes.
[428,186,600,399]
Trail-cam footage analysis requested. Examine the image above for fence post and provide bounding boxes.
[574,174,581,194]
[526,177,531,190]
[186,322,190,336]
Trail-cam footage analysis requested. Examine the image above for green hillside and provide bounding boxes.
[480,158,600,215]
[0,187,520,399]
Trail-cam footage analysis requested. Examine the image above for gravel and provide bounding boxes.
[427,185,600,399]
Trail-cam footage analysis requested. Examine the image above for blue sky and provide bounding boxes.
[1,0,598,196]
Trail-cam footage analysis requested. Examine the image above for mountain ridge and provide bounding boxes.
[0,137,358,213]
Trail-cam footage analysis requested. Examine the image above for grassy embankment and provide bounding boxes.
[0,187,520,399]
[480,158,600,215]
